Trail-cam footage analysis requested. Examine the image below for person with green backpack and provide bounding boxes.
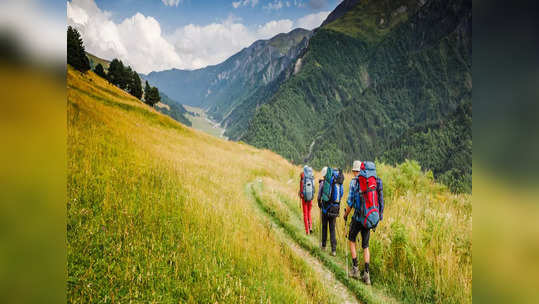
[343,161,385,285]
[317,166,344,256]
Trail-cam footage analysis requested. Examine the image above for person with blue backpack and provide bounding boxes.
[299,166,315,235]
[317,166,344,256]
[343,161,384,285]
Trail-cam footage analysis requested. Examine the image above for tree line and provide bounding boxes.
[67,26,160,106]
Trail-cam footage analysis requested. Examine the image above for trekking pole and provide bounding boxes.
[320,209,322,248]
[345,218,349,277]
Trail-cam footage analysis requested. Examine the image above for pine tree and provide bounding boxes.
[144,80,151,103]
[67,26,90,72]
[143,83,160,107]
[122,66,133,90]
[107,59,124,87]
[150,87,160,106]
[129,71,143,100]
[94,63,106,79]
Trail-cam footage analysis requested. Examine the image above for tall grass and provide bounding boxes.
[253,161,471,303]
[67,67,334,303]
[67,66,471,303]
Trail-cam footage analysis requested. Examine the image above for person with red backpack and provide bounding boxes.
[343,161,385,285]
[298,166,315,235]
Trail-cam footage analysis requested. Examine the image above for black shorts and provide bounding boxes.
[348,219,370,249]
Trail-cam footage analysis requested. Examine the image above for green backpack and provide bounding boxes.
[321,168,333,202]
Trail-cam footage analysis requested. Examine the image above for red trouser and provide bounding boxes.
[301,199,313,234]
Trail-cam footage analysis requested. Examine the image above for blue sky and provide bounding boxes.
[95,0,340,32]
[67,0,342,73]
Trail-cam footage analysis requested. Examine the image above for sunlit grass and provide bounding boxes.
[67,67,334,303]
[67,65,471,303]
[255,161,471,303]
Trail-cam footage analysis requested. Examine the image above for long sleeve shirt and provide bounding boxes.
[347,178,360,209]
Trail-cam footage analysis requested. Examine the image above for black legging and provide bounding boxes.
[321,212,337,251]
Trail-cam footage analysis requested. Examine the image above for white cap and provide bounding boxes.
[321,166,328,178]
[352,160,362,172]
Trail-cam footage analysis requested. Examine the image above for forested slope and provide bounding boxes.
[242,0,472,192]
[382,101,472,192]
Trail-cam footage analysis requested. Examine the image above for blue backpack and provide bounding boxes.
[302,166,315,202]
[322,168,344,218]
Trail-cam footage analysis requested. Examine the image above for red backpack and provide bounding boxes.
[356,161,380,229]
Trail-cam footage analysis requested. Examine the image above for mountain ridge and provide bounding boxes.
[142,28,312,120]
[241,0,472,192]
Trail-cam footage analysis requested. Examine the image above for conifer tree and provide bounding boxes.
[67,26,90,72]
[93,63,106,79]
[129,71,143,100]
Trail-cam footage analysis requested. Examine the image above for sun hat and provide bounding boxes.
[352,160,362,172]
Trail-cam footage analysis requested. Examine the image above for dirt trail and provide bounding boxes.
[247,182,361,304]
[282,232,360,304]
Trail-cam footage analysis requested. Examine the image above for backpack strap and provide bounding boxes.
[360,188,376,194]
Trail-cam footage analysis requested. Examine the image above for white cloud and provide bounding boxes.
[263,0,283,10]
[161,0,181,7]
[232,0,259,9]
[256,19,294,39]
[166,16,254,69]
[67,0,182,73]
[66,0,333,73]
[166,16,293,69]
[296,11,330,30]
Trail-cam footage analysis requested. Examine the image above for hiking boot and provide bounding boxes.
[330,250,337,256]
[320,244,326,251]
[362,271,371,285]
[350,266,359,279]
[309,229,313,234]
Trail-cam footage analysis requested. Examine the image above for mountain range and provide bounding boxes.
[142,28,312,138]
[143,0,472,192]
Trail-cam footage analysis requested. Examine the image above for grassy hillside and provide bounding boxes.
[67,65,471,303]
[67,67,335,302]
[86,52,110,71]
[324,0,419,44]
[252,161,471,303]
[241,0,472,192]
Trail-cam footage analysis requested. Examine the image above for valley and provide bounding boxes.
[145,0,473,193]
[67,66,471,303]
[68,0,473,302]
[183,104,227,139]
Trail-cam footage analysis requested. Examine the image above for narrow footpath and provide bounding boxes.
[247,179,400,304]
[246,182,360,304]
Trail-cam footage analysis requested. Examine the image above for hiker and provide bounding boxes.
[318,166,344,256]
[299,165,315,235]
[343,161,384,285]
